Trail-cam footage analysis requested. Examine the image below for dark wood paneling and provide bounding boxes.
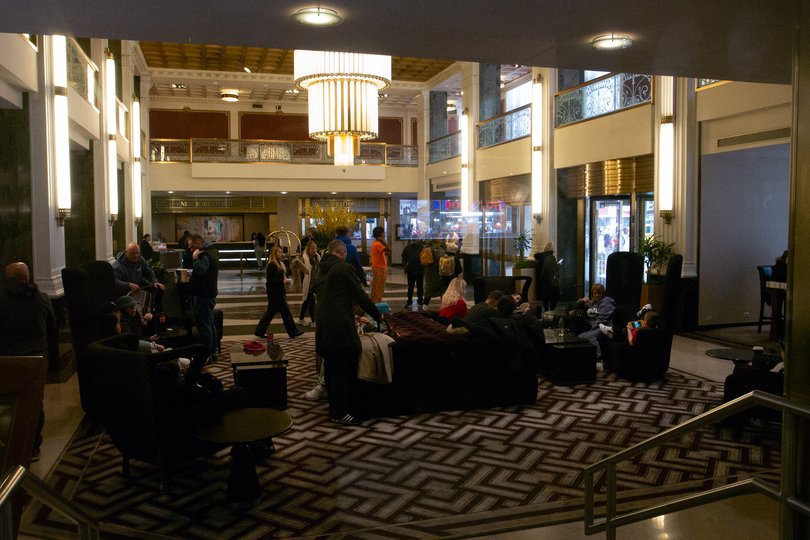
[240,113,310,141]
[149,110,229,139]
[376,117,402,145]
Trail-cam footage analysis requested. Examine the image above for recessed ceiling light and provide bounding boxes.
[168,190,174,194]
[243,67,251,74]
[591,33,634,51]
[331,191,338,195]
[171,83,186,90]
[280,191,288,194]
[291,6,343,27]
[285,89,300,94]
[387,192,392,195]
[225,191,231,194]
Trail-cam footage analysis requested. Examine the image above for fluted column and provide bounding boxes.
[29,34,66,297]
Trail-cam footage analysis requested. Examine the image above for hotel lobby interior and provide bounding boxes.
[2,1,810,538]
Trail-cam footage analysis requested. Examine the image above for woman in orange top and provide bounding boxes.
[370,226,390,303]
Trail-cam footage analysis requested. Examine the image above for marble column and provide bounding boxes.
[428,91,448,141]
[0,97,33,270]
[478,63,500,122]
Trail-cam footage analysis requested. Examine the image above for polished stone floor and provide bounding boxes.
[28,268,779,539]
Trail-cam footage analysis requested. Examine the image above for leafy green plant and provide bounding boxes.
[640,234,676,279]
[513,228,533,262]
[308,204,357,249]
[514,258,537,270]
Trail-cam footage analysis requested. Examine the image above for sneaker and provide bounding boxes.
[599,323,614,339]
[310,321,316,328]
[332,413,362,426]
[304,384,327,401]
[637,303,653,318]
[297,319,306,326]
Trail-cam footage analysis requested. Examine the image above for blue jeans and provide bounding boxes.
[192,295,217,359]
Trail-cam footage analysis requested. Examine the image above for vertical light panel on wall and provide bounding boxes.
[531,76,543,221]
[658,76,674,224]
[131,99,142,222]
[460,108,470,213]
[53,35,72,225]
[105,50,118,223]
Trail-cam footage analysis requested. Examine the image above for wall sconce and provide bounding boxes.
[132,98,143,225]
[658,116,674,225]
[105,49,118,223]
[460,108,471,214]
[53,35,72,226]
[531,75,543,225]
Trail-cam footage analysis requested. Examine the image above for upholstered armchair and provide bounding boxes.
[613,254,683,382]
[85,333,246,491]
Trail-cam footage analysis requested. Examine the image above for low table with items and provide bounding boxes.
[196,407,292,506]
[539,328,597,385]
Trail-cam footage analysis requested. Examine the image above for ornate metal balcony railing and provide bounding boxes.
[149,139,416,166]
[66,37,99,108]
[555,73,652,128]
[478,104,531,149]
[427,131,461,164]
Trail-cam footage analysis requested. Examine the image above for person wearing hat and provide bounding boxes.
[115,295,164,352]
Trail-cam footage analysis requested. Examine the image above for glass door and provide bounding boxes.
[590,197,631,287]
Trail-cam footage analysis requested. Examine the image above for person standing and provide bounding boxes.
[0,262,59,461]
[422,241,447,308]
[298,240,321,326]
[251,232,265,270]
[140,233,155,262]
[369,226,390,303]
[254,246,303,339]
[401,239,425,308]
[536,242,561,311]
[188,234,219,362]
[314,240,383,425]
[333,225,367,287]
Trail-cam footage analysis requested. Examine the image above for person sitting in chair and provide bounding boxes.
[575,283,615,358]
[625,311,661,346]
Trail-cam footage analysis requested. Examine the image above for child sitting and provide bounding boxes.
[625,311,662,346]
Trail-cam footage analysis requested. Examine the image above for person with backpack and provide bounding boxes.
[401,239,425,308]
[438,241,463,288]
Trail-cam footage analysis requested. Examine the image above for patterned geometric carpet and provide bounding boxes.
[22,337,781,539]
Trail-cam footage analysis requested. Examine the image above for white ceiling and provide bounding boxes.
[0,0,794,85]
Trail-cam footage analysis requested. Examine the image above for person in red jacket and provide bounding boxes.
[438,276,468,321]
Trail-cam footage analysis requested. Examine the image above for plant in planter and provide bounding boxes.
[513,228,533,263]
[640,234,675,282]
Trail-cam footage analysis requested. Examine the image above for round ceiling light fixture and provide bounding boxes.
[591,33,634,51]
[291,6,343,27]
[220,88,239,102]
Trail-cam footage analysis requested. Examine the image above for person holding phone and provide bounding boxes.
[626,311,661,346]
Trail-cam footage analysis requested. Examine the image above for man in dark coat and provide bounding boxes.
[314,239,382,425]
[112,242,165,294]
[140,233,155,262]
[0,262,59,458]
[401,239,425,308]
[189,234,219,362]
[333,225,367,286]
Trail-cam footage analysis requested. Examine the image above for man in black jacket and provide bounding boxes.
[0,262,59,459]
[189,234,219,362]
[401,239,425,308]
[314,239,383,425]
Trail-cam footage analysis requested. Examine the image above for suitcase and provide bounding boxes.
[231,343,288,409]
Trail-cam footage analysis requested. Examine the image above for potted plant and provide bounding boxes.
[639,234,676,306]
[513,228,533,263]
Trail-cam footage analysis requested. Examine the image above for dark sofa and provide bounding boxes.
[352,311,539,418]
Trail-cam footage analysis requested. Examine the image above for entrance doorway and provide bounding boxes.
[588,197,631,287]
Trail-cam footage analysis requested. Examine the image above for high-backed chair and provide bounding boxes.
[472,275,532,304]
[604,252,644,330]
[756,265,774,333]
[62,261,119,415]
[86,333,246,491]
[0,355,47,535]
[614,254,683,382]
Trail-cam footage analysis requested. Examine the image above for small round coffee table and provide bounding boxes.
[705,348,758,367]
[196,407,292,506]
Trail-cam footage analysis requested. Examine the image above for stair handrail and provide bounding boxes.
[0,464,100,539]
[584,390,810,539]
